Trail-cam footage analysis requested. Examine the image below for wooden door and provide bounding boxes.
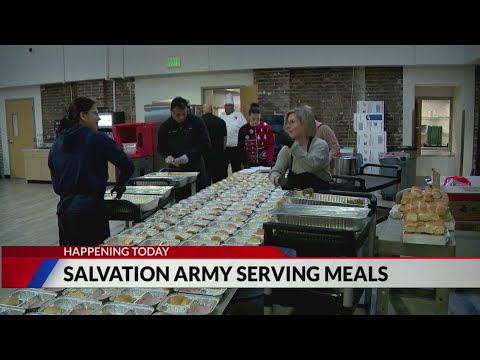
[6,99,35,178]
[414,97,422,157]
[240,85,259,120]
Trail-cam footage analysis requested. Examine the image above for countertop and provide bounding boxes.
[420,149,455,157]
[22,148,51,152]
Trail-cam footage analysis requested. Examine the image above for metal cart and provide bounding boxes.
[104,189,174,226]
[156,168,199,195]
[331,163,401,224]
[263,190,377,315]
[331,163,401,192]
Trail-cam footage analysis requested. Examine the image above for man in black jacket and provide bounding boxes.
[157,97,211,195]
[202,104,227,184]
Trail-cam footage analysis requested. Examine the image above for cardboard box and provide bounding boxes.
[440,186,480,221]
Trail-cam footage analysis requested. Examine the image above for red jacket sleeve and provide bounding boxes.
[265,123,275,164]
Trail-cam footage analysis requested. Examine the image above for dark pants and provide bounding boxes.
[205,153,227,184]
[225,146,242,174]
[58,211,110,246]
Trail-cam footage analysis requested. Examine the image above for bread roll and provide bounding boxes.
[433,220,445,235]
[408,201,418,213]
[415,221,427,234]
[432,187,442,199]
[424,193,434,202]
[405,212,418,222]
[403,220,416,233]
[210,236,222,242]
[401,192,412,205]
[435,203,448,216]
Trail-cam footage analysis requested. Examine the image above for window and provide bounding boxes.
[420,98,452,150]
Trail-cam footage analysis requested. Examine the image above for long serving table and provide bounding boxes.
[375,216,456,315]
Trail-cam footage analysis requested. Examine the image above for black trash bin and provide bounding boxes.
[388,146,417,188]
[379,152,409,201]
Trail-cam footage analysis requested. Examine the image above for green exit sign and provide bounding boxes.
[166,56,181,68]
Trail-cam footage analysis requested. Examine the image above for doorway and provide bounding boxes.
[5,99,35,178]
[201,85,258,119]
[416,98,452,151]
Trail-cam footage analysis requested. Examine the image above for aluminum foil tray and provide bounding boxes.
[109,288,170,306]
[120,228,159,239]
[270,204,370,231]
[159,171,199,184]
[0,289,57,310]
[138,238,182,246]
[38,296,103,315]
[62,288,118,302]
[112,186,173,198]
[104,193,161,212]
[103,234,144,246]
[142,173,189,188]
[92,302,154,315]
[285,190,368,207]
[181,239,219,246]
[0,304,26,315]
[157,294,220,315]
[174,288,227,296]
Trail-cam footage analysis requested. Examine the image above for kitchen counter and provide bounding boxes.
[420,149,455,157]
[23,149,116,183]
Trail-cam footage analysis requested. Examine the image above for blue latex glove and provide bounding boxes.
[110,184,126,199]
[171,154,189,166]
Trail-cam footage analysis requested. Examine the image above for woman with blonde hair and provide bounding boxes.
[270,106,331,191]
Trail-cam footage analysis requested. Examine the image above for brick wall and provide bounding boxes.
[254,69,291,116]
[365,67,403,147]
[41,78,135,139]
[254,66,403,148]
[474,65,480,174]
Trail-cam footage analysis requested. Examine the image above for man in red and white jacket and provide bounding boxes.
[237,103,275,168]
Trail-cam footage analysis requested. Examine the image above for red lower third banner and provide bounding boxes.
[3,246,480,289]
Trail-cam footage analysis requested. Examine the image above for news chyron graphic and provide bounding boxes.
[2,246,480,289]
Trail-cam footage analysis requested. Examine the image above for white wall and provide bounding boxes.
[464,45,480,64]
[0,86,42,176]
[0,45,64,87]
[108,45,124,78]
[415,45,465,65]
[208,45,416,70]
[416,155,457,177]
[1,45,474,88]
[64,46,107,82]
[403,65,475,175]
[124,46,210,77]
[453,86,464,173]
[135,70,254,122]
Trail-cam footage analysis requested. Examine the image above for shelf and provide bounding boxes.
[422,117,450,119]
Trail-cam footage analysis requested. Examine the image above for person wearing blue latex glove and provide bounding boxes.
[157,97,211,199]
[48,97,134,246]
[110,184,126,199]
[171,154,189,167]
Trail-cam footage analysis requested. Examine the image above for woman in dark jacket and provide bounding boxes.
[48,97,134,246]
